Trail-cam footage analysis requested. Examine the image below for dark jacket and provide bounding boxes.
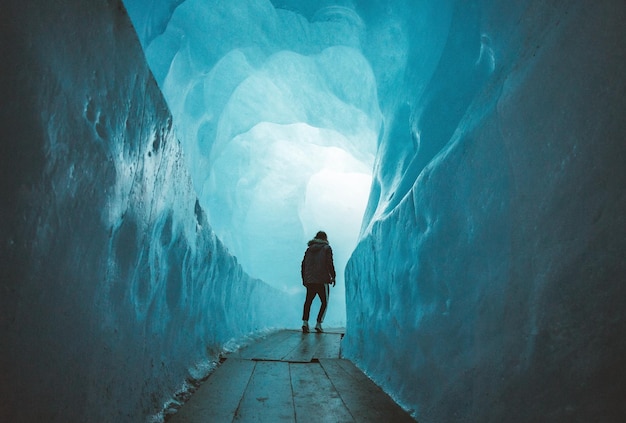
[301,238,336,285]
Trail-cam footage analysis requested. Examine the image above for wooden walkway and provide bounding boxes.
[167,329,415,422]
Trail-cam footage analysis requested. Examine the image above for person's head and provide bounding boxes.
[315,231,328,241]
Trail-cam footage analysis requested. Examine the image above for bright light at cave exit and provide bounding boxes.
[204,120,375,325]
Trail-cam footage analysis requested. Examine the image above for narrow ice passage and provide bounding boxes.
[2,1,626,422]
[125,0,384,326]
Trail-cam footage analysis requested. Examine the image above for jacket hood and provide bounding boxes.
[307,238,329,247]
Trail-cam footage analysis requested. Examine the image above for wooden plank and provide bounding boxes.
[283,333,319,363]
[242,331,306,361]
[333,358,366,379]
[317,328,345,335]
[311,333,342,359]
[231,330,345,361]
[233,331,293,360]
[319,359,415,423]
[234,361,295,422]
[290,363,355,423]
[168,358,255,423]
[269,331,312,361]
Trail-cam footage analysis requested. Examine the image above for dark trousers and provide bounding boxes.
[302,283,330,323]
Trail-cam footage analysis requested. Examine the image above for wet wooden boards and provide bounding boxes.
[230,330,343,362]
[168,330,415,423]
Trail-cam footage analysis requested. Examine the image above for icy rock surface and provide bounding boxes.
[343,0,626,422]
[0,1,296,421]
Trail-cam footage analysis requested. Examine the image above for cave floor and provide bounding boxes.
[167,329,415,422]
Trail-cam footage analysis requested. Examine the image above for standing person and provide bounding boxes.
[301,231,336,333]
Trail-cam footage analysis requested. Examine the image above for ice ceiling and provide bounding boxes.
[125,1,381,307]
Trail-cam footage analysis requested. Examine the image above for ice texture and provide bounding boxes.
[2,0,626,422]
[0,1,297,421]
[343,1,626,422]
[124,0,381,325]
[128,2,626,419]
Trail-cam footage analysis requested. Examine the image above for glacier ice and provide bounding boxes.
[1,1,298,421]
[2,0,626,422]
[343,1,626,422]
[125,0,382,325]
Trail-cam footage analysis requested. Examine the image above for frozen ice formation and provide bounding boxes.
[2,0,626,422]
[1,1,298,421]
[126,0,381,327]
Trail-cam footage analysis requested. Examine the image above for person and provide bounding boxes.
[301,231,336,333]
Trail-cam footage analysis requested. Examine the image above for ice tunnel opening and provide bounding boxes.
[124,0,382,326]
[203,121,375,325]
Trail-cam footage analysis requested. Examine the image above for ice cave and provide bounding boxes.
[1,0,625,421]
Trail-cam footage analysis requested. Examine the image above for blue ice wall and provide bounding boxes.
[344,0,626,421]
[0,1,296,421]
[3,0,626,421]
